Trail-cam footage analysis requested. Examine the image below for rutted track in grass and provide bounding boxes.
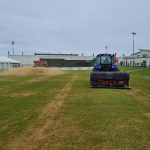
[7,75,78,150]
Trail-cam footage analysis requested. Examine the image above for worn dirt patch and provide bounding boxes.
[7,75,78,150]
[40,76,77,118]
[0,67,62,76]
[144,113,150,119]
[117,124,128,128]
[127,88,150,99]
[0,91,38,97]
[27,76,51,83]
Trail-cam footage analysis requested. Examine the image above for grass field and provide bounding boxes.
[0,67,149,150]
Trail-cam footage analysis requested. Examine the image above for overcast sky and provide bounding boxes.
[0,0,150,56]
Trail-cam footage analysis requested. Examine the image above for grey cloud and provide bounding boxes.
[0,0,150,56]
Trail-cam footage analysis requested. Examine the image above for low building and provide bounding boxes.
[119,49,150,68]
[8,53,95,67]
[0,56,20,70]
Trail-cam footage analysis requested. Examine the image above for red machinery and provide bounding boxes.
[33,60,48,67]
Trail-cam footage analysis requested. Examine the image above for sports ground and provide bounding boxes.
[0,67,149,150]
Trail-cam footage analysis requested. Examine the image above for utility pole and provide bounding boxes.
[131,32,136,66]
[105,46,108,53]
[12,41,15,55]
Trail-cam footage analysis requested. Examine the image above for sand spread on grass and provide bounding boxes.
[0,67,62,76]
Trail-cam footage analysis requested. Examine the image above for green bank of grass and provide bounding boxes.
[0,67,150,149]
[0,74,72,147]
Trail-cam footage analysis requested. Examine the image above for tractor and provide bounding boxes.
[90,54,130,88]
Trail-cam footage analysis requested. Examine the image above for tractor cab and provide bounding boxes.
[93,54,119,72]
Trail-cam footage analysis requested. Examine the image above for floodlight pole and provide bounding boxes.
[12,41,15,55]
[131,32,136,66]
[132,32,136,54]
[105,46,108,53]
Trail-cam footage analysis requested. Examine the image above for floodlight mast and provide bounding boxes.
[131,32,136,54]
[131,32,136,67]
[105,46,108,53]
[12,41,15,55]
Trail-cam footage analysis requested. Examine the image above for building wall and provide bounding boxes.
[126,57,150,67]
[40,58,92,67]
[9,55,94,67]
[131,50,150,58]
[40,59,65,67]
[119,54,150,68]
[118,49,150,68]
[0,63,20,70]
[9,55,40,67]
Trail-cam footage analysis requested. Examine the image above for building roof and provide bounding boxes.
[9,55,95,61]
[138,49,150,52]
[34,53,79,56]
[130,49,150,56]
[0,56,20,63]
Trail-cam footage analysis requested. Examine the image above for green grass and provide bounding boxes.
[0,75,71,144]
[0,67,150,150]
[119,66,143,72]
